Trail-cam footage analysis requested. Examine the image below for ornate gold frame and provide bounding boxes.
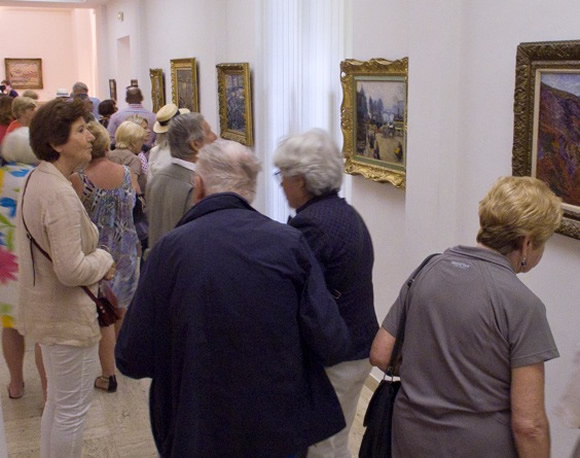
[170,58,198,112]
[216,63,254,146]
[512,40,580,240]
[340,58,408,188]
[149,68,165,113]
[5,58,43,89]
[108,79,117,101]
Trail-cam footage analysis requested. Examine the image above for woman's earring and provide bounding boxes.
[520,257,527,268]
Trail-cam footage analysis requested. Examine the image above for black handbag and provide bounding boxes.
[20,170,120,328]
[359,254,439,458]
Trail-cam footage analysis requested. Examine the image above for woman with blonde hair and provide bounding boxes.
[370,176,563,458]
[109,120,146,194]
[5,96,37,135]
[70,121,139,393]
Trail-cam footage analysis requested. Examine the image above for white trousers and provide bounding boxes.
[40,343,98,458]
[307,358,372,458]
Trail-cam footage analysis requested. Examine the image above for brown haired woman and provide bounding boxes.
[16,98,115,457]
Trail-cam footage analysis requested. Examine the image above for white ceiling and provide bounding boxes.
[0,0,110,8]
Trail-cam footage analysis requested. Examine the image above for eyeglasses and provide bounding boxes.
[273,169,283,184]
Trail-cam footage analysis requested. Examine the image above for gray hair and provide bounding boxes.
[273,128,343,196]
[196,139,262,203]
[72,81,88,94]
[168,112,205,160]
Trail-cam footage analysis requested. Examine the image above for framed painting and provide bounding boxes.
[170,58,198,113]
[216,63,253,146]
[149,68,165,113]
[4,58,43,89]
[108,79,117,101]
[512,40,580,240]
[340,58,408,188]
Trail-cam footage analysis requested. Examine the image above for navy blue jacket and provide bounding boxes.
[290,192,378,361]
[116,193,350,458]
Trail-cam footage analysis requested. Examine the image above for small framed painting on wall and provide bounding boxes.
[109,79,117,101]
[5,58,43,89]
[216,63,253,146]
[171,58,198,113]
[340,58,408,189]
[149,69,165,113]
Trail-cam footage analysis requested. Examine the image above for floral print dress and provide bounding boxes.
[79,166,139,308]
[0,163,35,328]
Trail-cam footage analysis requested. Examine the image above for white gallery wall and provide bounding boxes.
[351,1,580,455]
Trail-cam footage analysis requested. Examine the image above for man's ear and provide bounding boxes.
[189,139,202,161]
[193,174,205,204]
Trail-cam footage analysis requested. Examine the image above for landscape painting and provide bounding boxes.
[511,40,580,239]
[356,80,406,165]
[534,71,580,211]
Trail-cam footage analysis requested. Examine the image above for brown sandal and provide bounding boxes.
[94,375,117,393]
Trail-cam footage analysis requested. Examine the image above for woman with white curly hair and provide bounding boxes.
[274,128,378,458]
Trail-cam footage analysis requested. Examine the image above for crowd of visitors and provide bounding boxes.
[0,82,573,458]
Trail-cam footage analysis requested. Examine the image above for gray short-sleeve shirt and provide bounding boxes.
[382,246,558,457]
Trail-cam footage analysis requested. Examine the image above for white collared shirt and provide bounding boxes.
[171,157,197,172]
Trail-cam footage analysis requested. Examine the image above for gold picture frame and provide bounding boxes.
[4,58,43,89]
[340,58,408,188]
[216,63,254,146]
[108,79,117,101]
[170,58,198,113]
[149,68,165,113]
[512,40,580,240]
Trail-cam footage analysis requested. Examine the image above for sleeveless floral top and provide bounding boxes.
[79,166,139,308]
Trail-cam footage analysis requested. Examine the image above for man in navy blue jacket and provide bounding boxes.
[116,139,351,458]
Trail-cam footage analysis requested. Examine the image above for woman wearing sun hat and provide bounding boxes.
[147,103,189,180]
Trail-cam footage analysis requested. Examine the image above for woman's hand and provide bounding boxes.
[103,263,116,281]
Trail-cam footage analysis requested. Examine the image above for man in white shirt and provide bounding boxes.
[145,112,217,251]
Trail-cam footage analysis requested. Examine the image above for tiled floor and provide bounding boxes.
[0,343,373,457]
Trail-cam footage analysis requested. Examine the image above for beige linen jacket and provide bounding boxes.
[16,161,114,347]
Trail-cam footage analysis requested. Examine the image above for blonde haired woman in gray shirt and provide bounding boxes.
[371,176,562,458]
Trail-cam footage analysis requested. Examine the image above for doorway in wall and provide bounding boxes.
[117,36,130,107]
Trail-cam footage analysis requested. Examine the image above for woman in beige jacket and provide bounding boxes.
[16,98,115,458]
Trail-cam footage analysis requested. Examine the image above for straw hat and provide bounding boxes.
[56,88,70,98]
[153,103,190,134]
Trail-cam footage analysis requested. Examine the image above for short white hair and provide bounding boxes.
[196,139,261,203]
[1,127,39,165]
[273,129,343,196]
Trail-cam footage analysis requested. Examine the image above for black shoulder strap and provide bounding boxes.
[386,253,440,377]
